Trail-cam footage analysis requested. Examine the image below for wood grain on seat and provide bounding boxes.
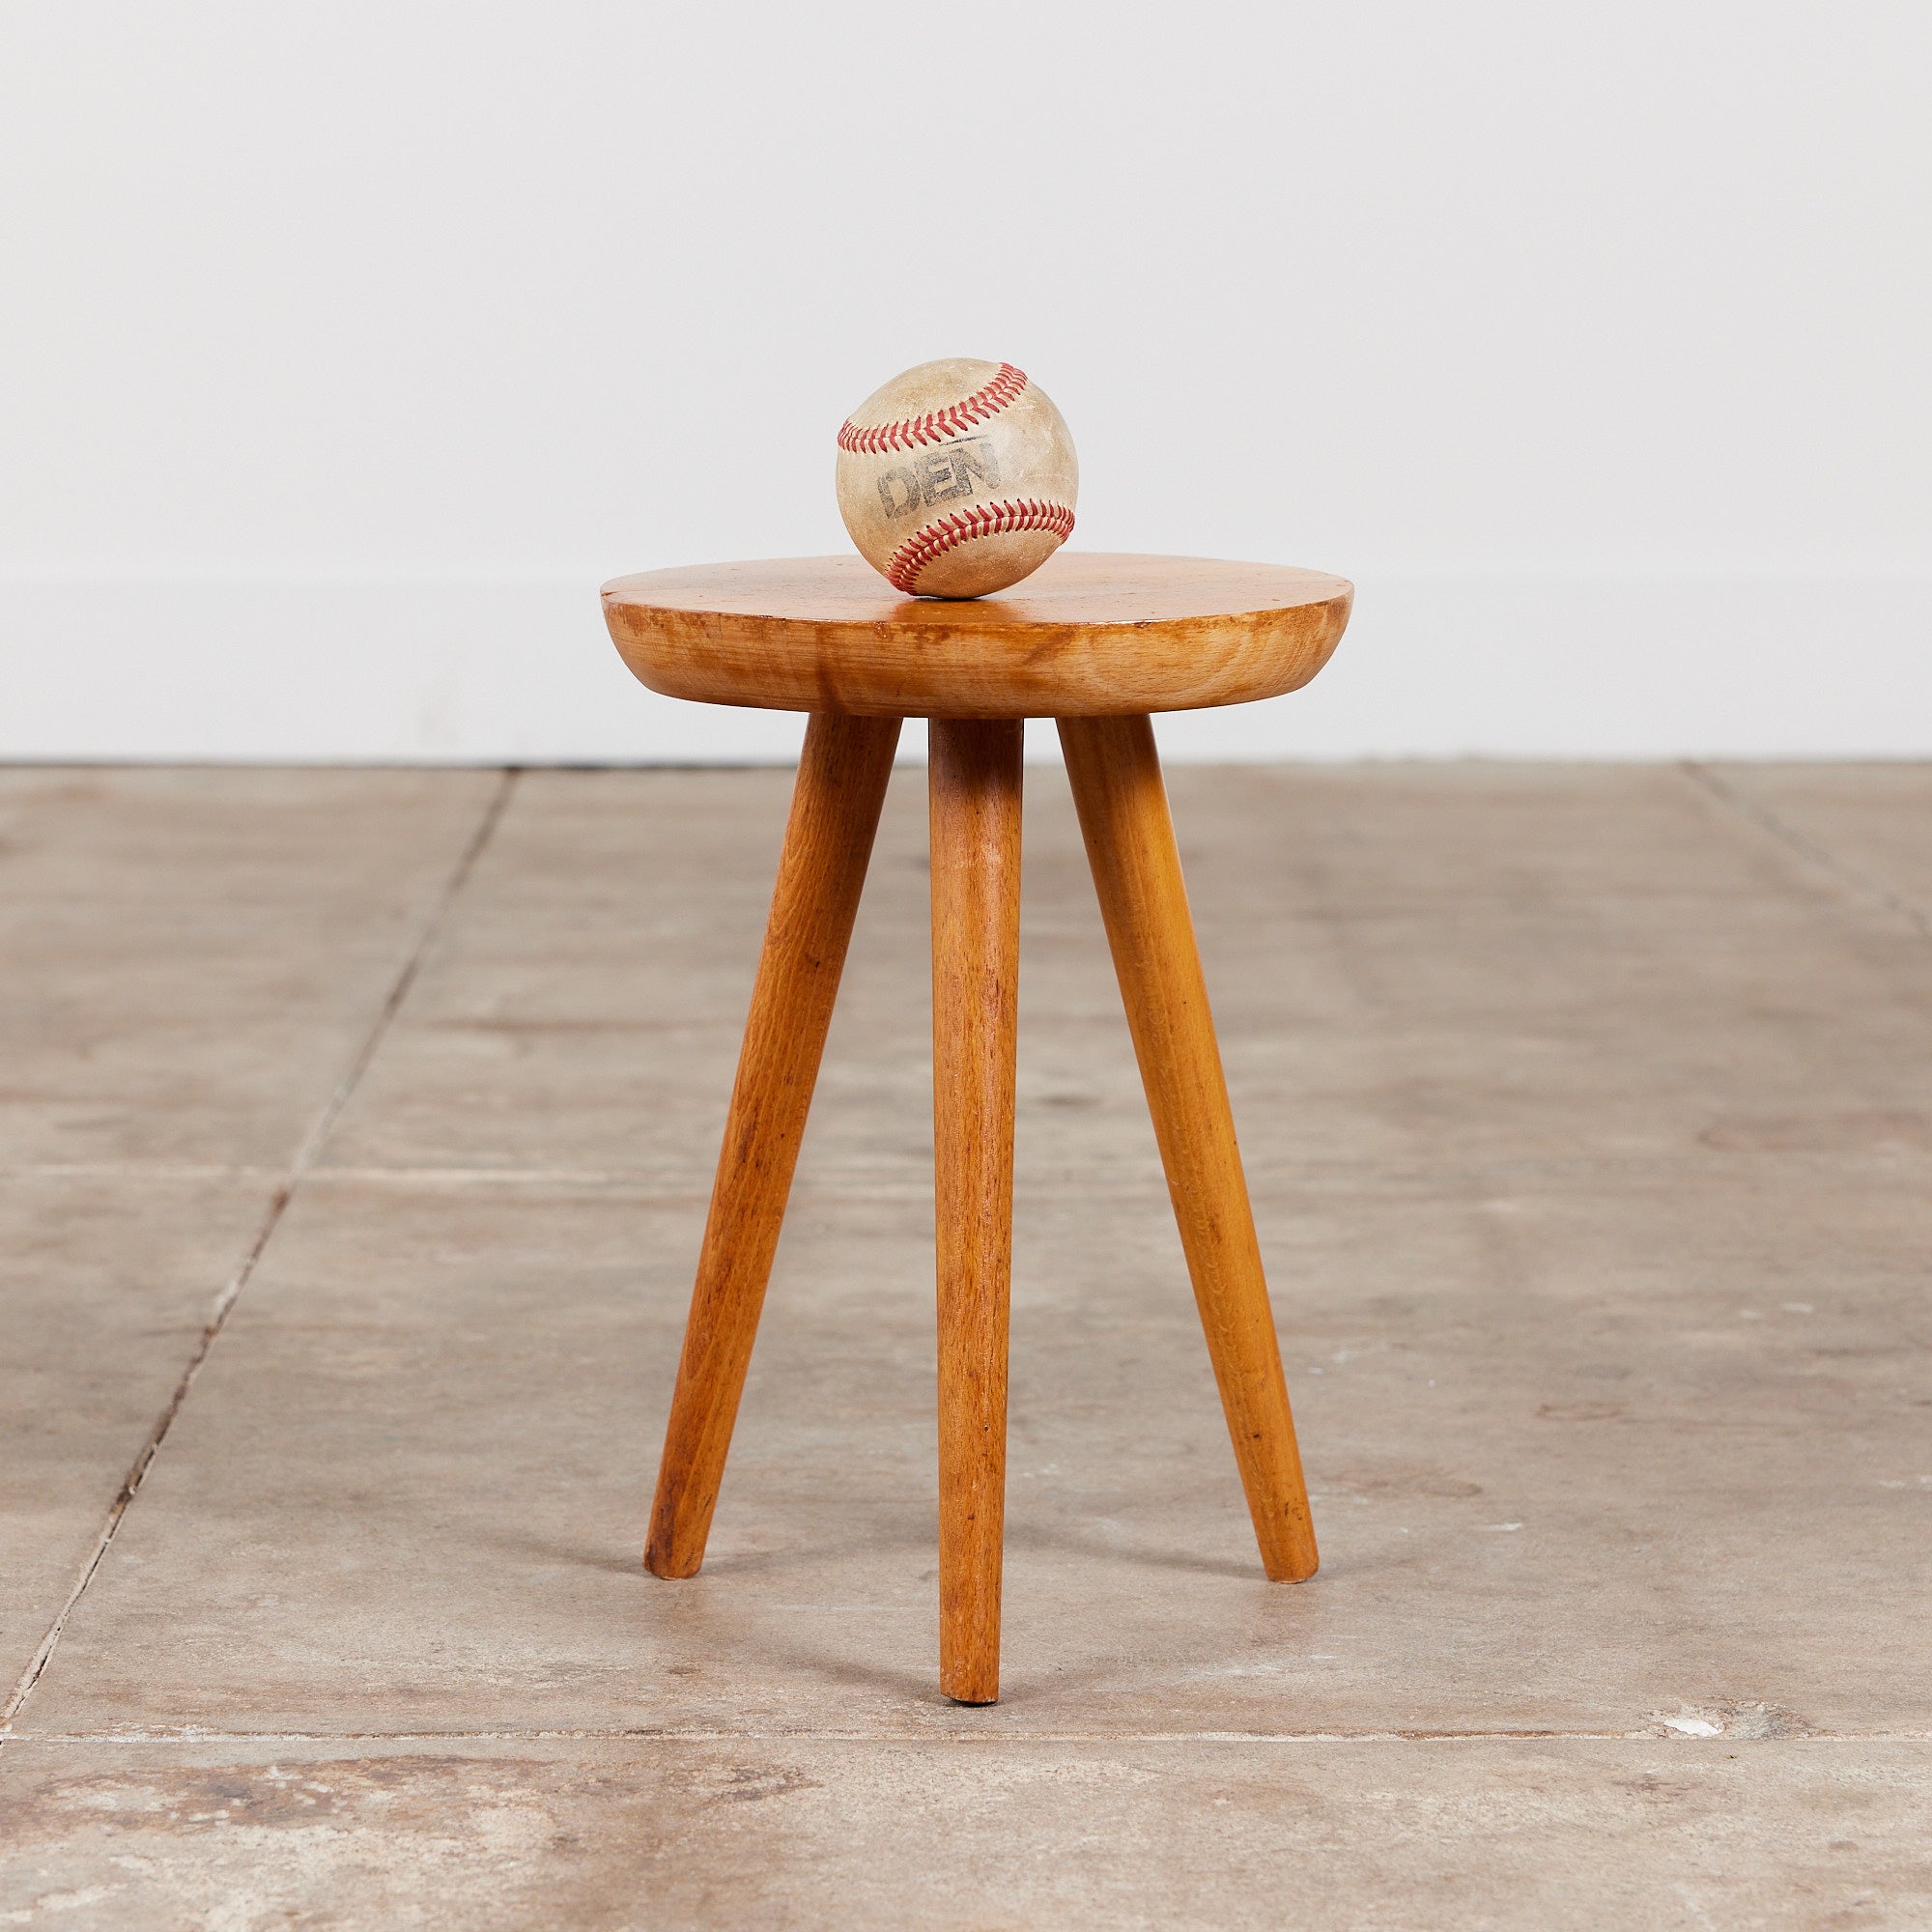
[602,552,1352,718]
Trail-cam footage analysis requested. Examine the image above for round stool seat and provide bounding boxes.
[602,552,1351,719]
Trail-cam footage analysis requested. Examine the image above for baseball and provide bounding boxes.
[835,358,1078,599]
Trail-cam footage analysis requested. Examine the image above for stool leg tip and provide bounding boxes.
[642,1534,703,1580]
[942,1682,1000,1707]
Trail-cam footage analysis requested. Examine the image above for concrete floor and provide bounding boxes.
[2,756,1929,1929]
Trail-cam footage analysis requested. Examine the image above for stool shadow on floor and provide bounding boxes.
[1002,1517,1265,1581]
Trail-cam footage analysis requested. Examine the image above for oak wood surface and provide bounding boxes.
[642,712,902,1580]
[927,719,1024,1704]
[627,552,1337,1693]
[603,553,1351,719]
[1058,714,1320,1583]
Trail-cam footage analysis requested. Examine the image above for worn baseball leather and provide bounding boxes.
[835,358,1079,599]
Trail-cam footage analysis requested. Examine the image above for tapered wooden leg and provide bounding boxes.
[928,718,1024,1704]
[1057,715,1319,1582]
[644,712,902,1579]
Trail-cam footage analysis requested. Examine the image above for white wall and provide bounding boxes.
[4,3,1928,762]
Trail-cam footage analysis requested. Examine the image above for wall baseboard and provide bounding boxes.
[3,572,1927,763]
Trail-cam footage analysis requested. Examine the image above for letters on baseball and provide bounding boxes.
[874,438,1001,520]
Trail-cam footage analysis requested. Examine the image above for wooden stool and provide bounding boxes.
[602,552,1353,1703]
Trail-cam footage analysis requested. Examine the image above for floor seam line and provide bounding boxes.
[9,1728,1928,1746]
[1681,761,1932,942]
[16,1151,1922,1188]
[0,768,520,1732]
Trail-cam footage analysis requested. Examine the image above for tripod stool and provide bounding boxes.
[602,552,1353,1703]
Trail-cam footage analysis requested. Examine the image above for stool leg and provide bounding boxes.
[1057,714,1319,1583]
[928,718,1024,1704]
[644,712,902,1579]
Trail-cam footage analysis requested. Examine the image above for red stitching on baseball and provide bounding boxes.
[838,363,1029,453]
[884,497,1076,594]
